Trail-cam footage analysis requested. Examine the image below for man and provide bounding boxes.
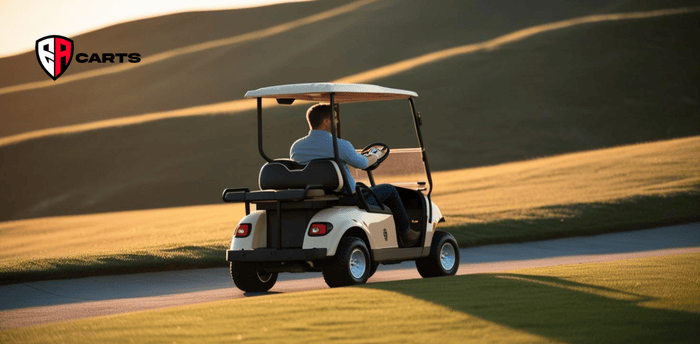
[290,104,420,246]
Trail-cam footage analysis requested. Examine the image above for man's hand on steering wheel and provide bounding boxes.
[361,143,390,171]
[366,152,379,166]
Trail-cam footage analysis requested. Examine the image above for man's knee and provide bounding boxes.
[372,183,397,194]
[371,184,401,203]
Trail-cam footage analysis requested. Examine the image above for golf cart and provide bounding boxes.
[222,83,459,292]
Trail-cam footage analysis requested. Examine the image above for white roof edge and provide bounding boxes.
[244,83,417,100]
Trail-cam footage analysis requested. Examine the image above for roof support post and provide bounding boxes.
[409,98,433,222]
[334,103,341,138]
[330,93,340,163]
[257,97,273,163]
[329,93,352,194]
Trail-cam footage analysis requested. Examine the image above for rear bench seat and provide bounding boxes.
[222,159,344,203]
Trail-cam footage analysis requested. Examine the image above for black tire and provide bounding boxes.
[230,262,278,292]
[323,237,371,287]
[368,262,379,278]
[416,231,459,278]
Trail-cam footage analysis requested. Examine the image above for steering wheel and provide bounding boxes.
[361,143,390,171]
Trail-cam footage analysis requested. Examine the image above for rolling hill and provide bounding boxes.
[0,0,698,221]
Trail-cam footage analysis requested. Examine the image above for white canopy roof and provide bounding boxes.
[244,83,417,103]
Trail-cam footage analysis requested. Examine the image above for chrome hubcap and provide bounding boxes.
[440,243,456,271]
[349,248,367,279]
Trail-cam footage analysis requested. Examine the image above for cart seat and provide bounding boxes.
[258,159,344,197]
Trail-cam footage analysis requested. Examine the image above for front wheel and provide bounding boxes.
[323,237,371,287]
[416,231,459,278]
[230,262,278,292]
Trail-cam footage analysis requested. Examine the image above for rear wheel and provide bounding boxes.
[416,231,459,278]
[323,237,371,287]
[230,262,278,292]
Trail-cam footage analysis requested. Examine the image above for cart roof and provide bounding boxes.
[244,83,417,103]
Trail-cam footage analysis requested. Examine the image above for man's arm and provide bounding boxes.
[338,139,373,169]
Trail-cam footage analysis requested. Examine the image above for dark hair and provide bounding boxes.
[306,104,332,129]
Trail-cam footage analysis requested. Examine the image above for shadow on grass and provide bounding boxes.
[0,244,229,285]
[447,192,700,247]
[364,274,700,343]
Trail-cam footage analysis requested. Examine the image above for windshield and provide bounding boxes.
[348,148,428,193]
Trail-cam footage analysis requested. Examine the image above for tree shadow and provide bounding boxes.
[364,274,700,343]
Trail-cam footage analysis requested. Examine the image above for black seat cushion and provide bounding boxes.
[267,158,305,171]
[259,159,344,192]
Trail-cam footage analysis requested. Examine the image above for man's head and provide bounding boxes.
[306,104,335,131]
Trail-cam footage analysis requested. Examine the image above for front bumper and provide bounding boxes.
[226,248,328,262]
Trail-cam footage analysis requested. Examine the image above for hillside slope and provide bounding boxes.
[2,136,697,270]
[0,0,698,220]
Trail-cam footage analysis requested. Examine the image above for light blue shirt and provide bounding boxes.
[290,130,369,192]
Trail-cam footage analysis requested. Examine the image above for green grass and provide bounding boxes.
[1,192,697,285]
[445,192,700,247]
[2,252,698,343]
[0,203,244,284]
[0,288,548,343]
[364,253,700,343]
[0,244,226,285]
[1,137,698,284]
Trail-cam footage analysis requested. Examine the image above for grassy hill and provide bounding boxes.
[0,0,699,221]
[1,136,697,283]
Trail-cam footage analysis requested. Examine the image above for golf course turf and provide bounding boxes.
[1,136,698,284]
[1,252,697,343]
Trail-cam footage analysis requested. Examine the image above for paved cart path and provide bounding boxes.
[1,223,698,329]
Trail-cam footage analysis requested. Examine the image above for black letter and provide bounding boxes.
[128,53,141,63]
[76,53,88,63]
[102,53,115,63]
[115,53,128,63]
[88,53,101,63]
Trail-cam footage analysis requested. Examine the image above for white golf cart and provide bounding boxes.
[222,83,459,292]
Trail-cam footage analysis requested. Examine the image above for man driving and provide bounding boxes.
[290,104,420,247]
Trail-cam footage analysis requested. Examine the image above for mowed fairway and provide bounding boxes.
[434,135,700,246]
[1,252,697,343]
[1,136,698,283]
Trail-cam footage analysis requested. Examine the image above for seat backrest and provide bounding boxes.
[259,159,344,193]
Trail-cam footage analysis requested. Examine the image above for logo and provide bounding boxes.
[383,228,388,241]
[35,35,142,80]
[36,35,74,81]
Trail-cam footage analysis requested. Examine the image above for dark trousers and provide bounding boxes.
[363,184,411,234]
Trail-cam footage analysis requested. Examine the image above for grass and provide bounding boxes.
[2,252,698,343]
[431,136,700,224]
[365,252,700,343]
[433,136,700,246]
[0,203,245,261]
[0,288,549,344]
[0,245,225,285]
[1,137,699,284]
[447,193,700,247]
[0,204,244,284]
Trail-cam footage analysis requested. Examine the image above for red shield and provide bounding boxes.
[36,35,74,81]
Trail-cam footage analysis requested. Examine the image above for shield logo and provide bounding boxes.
[35,35,74,80]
